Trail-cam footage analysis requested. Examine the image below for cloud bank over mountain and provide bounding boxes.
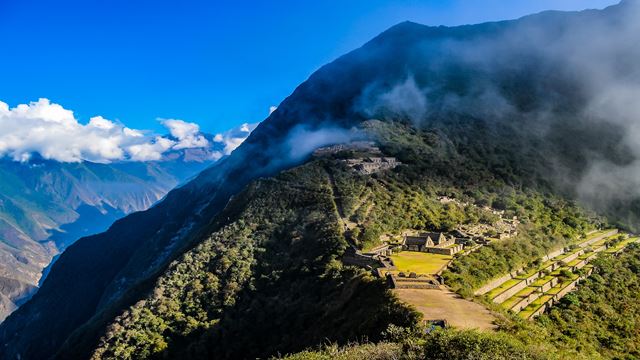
[0,98,255,163]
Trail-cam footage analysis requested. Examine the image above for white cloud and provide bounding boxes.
[161,119,209,150]
[127,137,175,161]
[212,122,258,155]
[88,116,116,130]
[269,106,277,115]
[0,98,255,163]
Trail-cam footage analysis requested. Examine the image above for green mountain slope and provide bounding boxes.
[280,244,640,360]
[2,1,640,359]
[86,120,600,359]
[90,160,419,359]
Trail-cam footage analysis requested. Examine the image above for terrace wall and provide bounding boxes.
[530,302,551,319]
[511,291,542,312]
[493,280,529,304]
[476,230,618,296]
[538,277,559,293]
[542,248,565,262]
[475,270,520,296]
[579,229,618,248]
[394,283,440,289]
[559,250,584,265]
[526,268,595,320]
[392,276,440,289]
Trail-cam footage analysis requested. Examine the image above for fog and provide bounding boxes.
[344,1,640,218]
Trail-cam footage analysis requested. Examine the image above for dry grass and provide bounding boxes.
[394,288,497,331]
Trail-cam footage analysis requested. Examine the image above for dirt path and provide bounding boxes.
[351,191,371,216]
[394,288,497,331]
[323,167,347,221]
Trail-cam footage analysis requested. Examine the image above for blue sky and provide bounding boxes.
[0,0,618,134]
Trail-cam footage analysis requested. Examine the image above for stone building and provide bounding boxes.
[350,157,400,174]
[312,141,381,157]
[402,232,463,255]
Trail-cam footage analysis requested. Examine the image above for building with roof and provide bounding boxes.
[402,232,463,255]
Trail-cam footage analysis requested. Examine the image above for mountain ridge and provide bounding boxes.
[2,1,640,358]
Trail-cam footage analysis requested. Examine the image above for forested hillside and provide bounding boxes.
[3,2,640,359]
[281,244,640,360]
[85,119,601,359]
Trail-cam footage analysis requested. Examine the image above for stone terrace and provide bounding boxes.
[475,230,640,320]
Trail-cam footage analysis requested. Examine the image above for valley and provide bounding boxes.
[0,154,217,321]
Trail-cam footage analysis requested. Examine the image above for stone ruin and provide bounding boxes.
[346,157,401,175]
[402,232,464,255]
[312,141,381,157]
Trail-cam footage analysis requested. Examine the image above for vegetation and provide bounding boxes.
[533,244,640,359]
[9,7,640,359]
[389,252,451,275]
[441,191,598,295]
[340,121,600,296]
[91,163,420,360]
[280,327,545,360]
[88,119,619,359]
[283,246,640,360]
[87,118,619,359]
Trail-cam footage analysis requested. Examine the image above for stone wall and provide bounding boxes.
[475,270,521,296]
[475,229,618,296]
[425,245,463,256]
[391,275,440,289]
[538,277,559,293]
[579,229,619,248]
[364,245,390,256]
[511,291,542,312]
[493,280,529,304]
[559,249,585,265]
[394,283,440,289]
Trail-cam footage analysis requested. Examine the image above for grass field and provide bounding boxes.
[389,252,452,275]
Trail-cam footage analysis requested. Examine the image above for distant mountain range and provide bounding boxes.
[0,133,233,321]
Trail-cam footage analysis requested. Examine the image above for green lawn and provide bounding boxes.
[540,259,556,270]
[519,305,538,319]
[389,252,452,275]
[578,252,595,260]
[519,294,554,319]
[532,275,555,287]
[501,294,525,310]
[606,237,639,253]
[590,237,610,248]
[531,294,554,307]
[515,286,537,298]
[567,258,582,267]
[519,267,541,279]
[545,285,562,296]
[486,278,522,299]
